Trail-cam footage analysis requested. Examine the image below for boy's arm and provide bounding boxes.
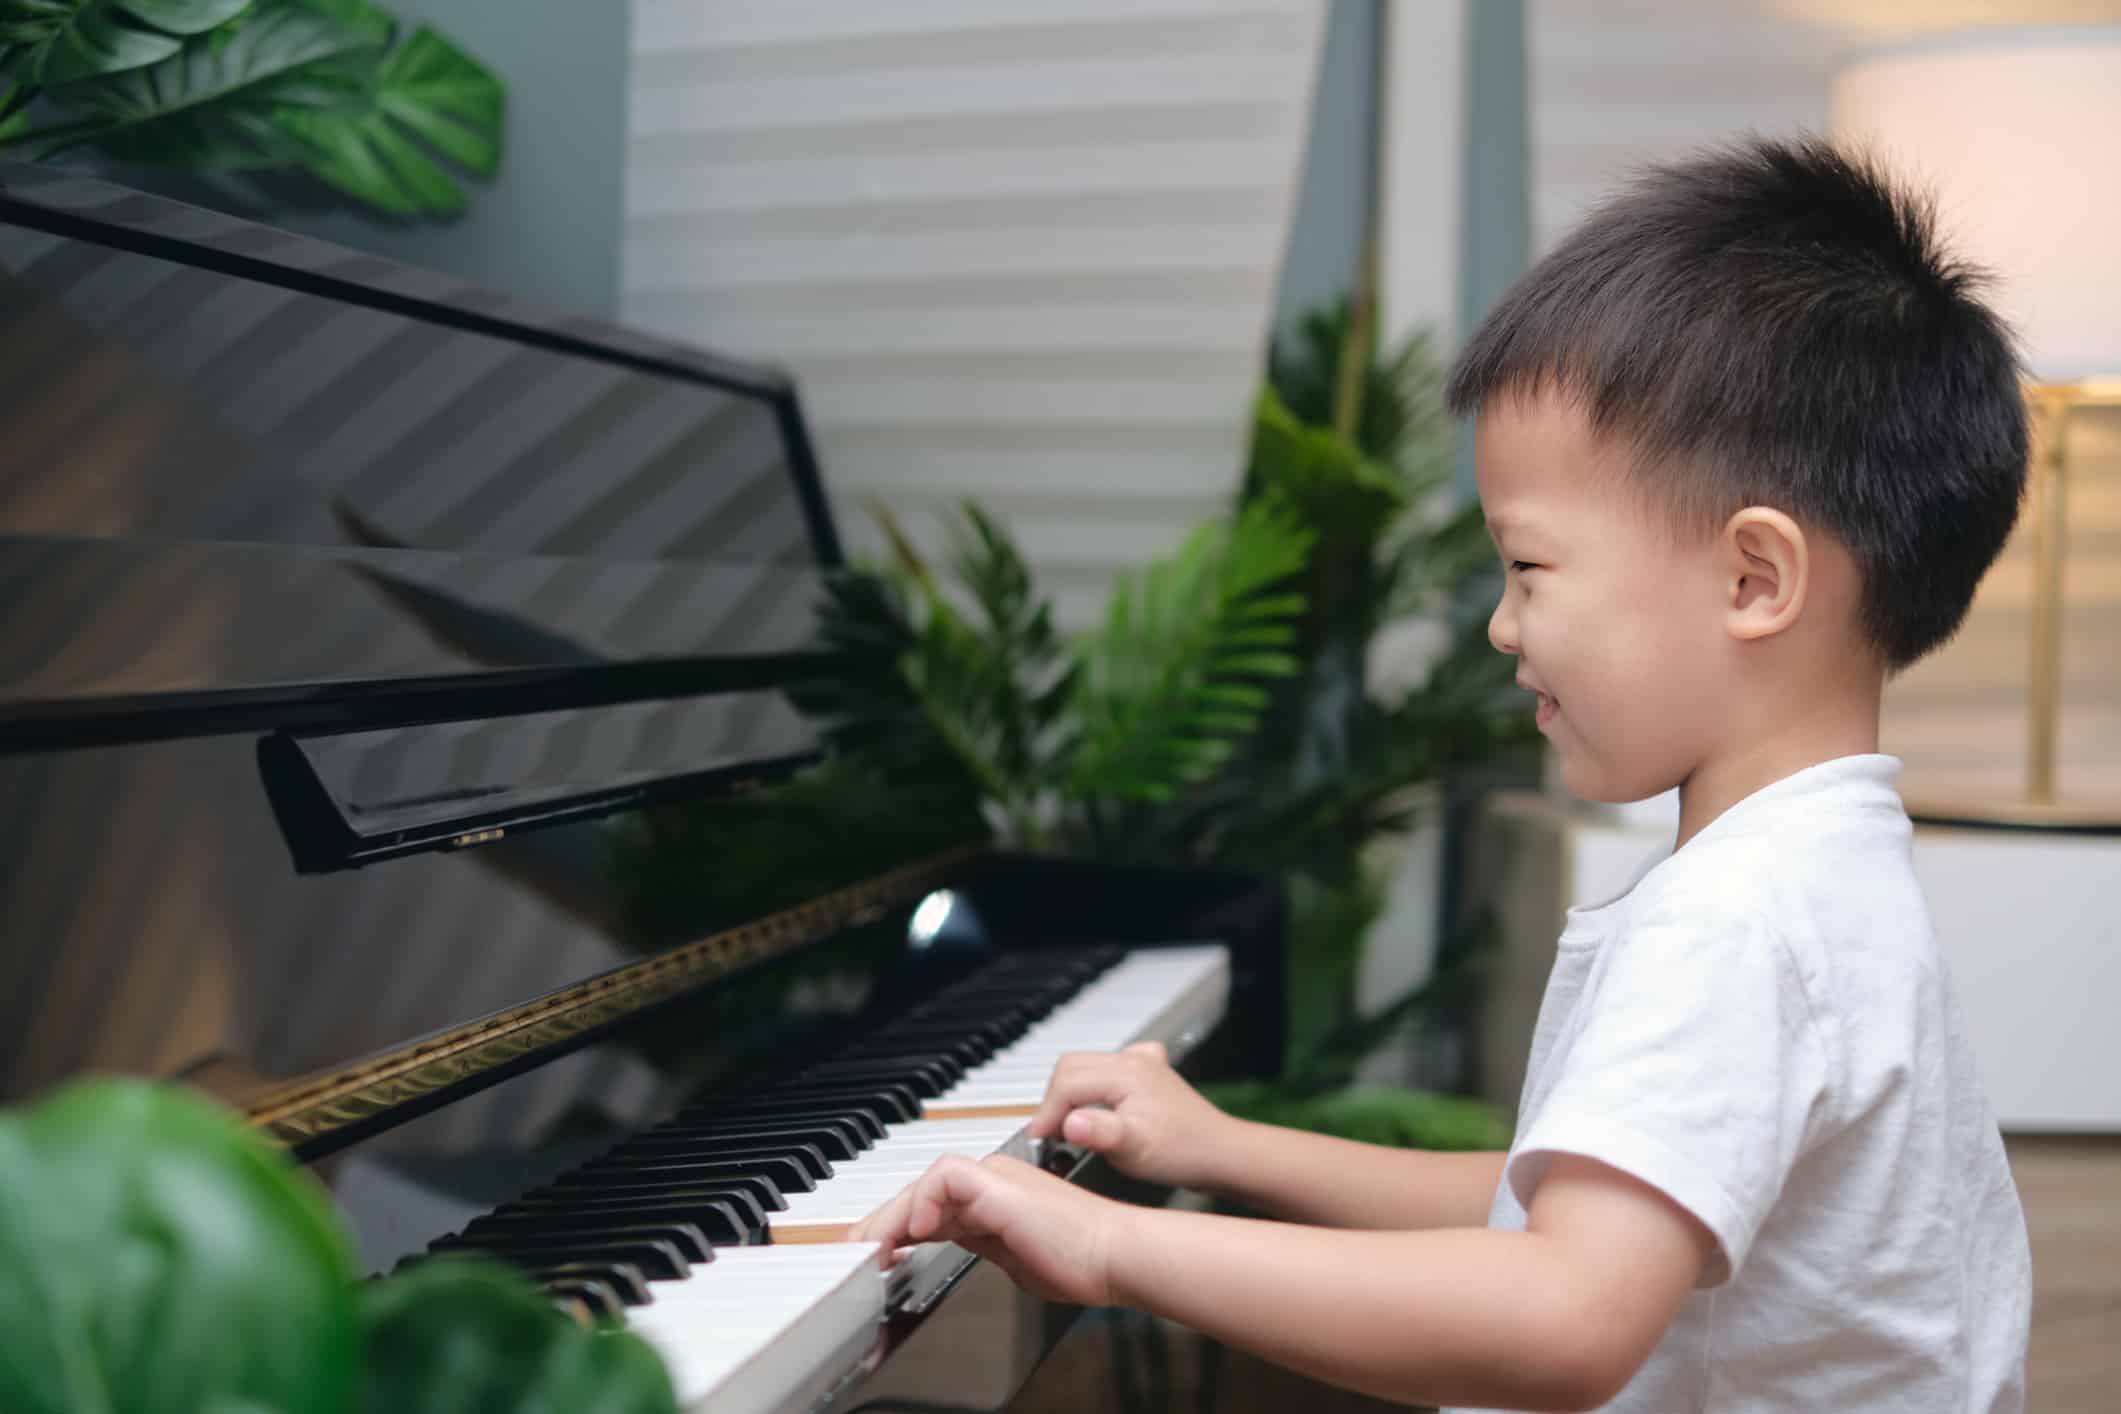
[1031,1045,1504,1230]
[852,1152,1713,1412]
[1193,1118,1507,1230]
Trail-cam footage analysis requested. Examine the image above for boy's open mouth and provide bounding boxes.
[1518,676,1558,728]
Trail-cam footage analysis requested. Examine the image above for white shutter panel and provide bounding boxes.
[621,0,1326,626]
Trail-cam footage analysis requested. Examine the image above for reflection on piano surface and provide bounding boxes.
[0,160,1283,1411]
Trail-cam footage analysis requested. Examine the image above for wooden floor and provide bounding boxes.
[2009,1135,2121,1413]
[1005,1136,2121,1412]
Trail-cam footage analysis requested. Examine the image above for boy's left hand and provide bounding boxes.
[847,1153,1124,1308]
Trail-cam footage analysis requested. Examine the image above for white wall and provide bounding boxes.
[620,0,1326,628]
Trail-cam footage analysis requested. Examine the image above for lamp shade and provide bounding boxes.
[1830,27,2121,384]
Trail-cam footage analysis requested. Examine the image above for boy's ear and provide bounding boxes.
[1720,507,1808,642]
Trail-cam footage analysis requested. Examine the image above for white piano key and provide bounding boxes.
[925,946,1230,1111]
[613,944,1233,1412]
[625,1244,884,1414]
[770,1119,1030,1229]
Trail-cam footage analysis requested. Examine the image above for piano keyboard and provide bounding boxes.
[418,942,1231,1414]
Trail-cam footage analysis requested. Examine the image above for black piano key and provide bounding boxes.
[633,1121,865,1160]
[797,1057,956,1097]
[501,1197,758,1246]
[816,1047,965,1081]
[838,1045,969,1079]
[457,1216,716,1263]
[837,1037,988,1070]
[594,1138,832,1182]
[718,1083,920,1124]
[575,1152,813,1191]
[556,1161,798,1207]
[449,1238,690,1282]
[904,988,1039,1017]
[870,1020,1013,1053]
[523,1181,769,1231]
[542,1278,625,1320]
[520,1181,770,1230]
[874,1007,1014,1039]
[538,1175,792,1209]
[675,1100,888,1143]
[932,984,1057,1008]
[770,1079,924,1113]
[697,1096,902,1136]
[526,1261,654,1307]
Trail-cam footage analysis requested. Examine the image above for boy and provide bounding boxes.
[852,138,2033,1412]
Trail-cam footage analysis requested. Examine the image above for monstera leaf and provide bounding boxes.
[23,1,384,167]
[0,1078,360,1414]
[0,0,252,85]
[0,0,503,215]
[359,1259,678,1414]
[270,23,501,215]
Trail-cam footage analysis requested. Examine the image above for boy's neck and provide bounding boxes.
[1673,676,1884,850]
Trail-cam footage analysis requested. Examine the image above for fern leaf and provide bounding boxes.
[1067,497,1313,803]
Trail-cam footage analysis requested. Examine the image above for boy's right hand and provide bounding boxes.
[1026,1041,1233,1191]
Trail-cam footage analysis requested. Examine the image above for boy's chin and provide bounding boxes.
[1553,751,1677,807]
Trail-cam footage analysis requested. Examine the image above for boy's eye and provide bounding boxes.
[1509,560,1539,574]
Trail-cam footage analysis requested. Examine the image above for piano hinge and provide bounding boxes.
[449,826,506,849]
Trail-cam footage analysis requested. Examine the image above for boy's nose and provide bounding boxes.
[1487,594,1520,655]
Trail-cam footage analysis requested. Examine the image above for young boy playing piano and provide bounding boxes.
[853,138,2034,1412]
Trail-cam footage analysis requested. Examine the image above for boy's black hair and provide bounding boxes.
[1446,136,2027,669]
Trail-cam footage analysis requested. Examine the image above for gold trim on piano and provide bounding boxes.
[244,846,982,1150]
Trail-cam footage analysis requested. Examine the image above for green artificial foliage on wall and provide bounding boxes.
[0,0,504,215]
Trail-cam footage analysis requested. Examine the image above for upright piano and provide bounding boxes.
[0,162,1285,1410]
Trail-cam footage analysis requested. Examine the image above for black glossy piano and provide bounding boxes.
[0,161,1284,1411]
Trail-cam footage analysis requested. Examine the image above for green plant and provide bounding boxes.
[1206,1083,1510,1152]
[359,1259,677,1414]
[0,1078,679,1414]
[0,1078,360,1414]
[819,495,1316,852]
[0,0,503,215]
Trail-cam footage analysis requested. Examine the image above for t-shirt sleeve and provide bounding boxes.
[1506,892,1833,1287]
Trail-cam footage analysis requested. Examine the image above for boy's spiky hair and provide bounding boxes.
[1446,136,2027,669]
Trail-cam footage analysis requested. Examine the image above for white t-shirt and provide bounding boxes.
[1454,755,2030,1413]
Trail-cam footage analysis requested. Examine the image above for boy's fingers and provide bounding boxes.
[1124,1040,1167,1064]
[850,1187,915,1264]
[909,1155,987,1243]
[1061,1106,1124,1152]
[1027,1053,1129,1138]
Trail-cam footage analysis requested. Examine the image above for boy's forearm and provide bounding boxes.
[1106,1204,1623,1412]
[1196,1117,1507,1230]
